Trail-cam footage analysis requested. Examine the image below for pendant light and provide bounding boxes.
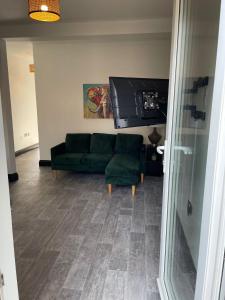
[28,0,61,22]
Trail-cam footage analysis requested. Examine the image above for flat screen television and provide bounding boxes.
[109,77,169,129]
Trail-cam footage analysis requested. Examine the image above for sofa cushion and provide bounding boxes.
[90,133,116,154]
[105,154,141,178]
[83,153,112,172]
[53,153,84,166]
[65,134,91,153]
[115,134,143,156]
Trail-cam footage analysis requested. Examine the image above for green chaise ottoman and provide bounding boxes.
[105,133,145,196]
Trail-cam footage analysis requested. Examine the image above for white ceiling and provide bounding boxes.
[0,0,173,24]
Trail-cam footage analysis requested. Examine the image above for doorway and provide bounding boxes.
[6,40,39,164]
[158,0,224,299]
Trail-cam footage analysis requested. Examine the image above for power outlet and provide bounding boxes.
[187,200,193,216]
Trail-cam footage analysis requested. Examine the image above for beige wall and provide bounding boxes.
[7,41,39,152]
[33,38,170,160]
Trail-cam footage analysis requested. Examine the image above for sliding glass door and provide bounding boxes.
[158,0,221,299]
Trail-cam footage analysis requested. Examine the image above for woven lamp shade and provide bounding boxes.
[28,0,60,22]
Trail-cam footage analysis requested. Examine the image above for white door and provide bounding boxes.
[0,92,19,297]
[157,0,225,299]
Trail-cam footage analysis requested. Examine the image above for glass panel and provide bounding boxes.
[164,0,221,299]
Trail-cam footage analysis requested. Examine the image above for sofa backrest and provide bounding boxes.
[65,134,91,153]
[115,133,143,156]
[65,133,143,155]
[90,133,116,154]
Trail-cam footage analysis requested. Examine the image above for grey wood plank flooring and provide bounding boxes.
[79,243,112,300]
[10,149,163,300]
[102,270,127,300]
[58,289,81,300]
[64,224,103,291]
[109,215,131,271]
[127,232,146,300]
[37,262,72,299]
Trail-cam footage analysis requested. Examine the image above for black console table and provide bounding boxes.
[145,144,163,176]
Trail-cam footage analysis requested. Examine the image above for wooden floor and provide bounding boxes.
[10,149,162,300]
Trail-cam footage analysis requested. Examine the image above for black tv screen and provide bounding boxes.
[109,77,169,129]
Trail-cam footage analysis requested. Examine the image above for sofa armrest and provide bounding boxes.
[140,144,146,174]
[51,143,66,160]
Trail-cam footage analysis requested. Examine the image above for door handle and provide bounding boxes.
[174,146,192,155]
[157,145,165,155]
[157,145,192,155]
[156,142,192,174]
[157,143,167,174]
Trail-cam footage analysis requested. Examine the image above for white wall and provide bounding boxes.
[0,93,19,299]
[33,38,171,160]
[7,41,39,152]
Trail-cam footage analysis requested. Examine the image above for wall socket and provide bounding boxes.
[24,132,30,137]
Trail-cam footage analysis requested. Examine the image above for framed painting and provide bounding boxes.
[83,84,113,119]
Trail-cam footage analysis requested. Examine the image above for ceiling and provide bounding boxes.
[0,0,173,24]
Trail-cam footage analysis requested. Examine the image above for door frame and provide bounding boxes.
[158,0,225,299]
[195,0,225,297]
[0,88,19,298]
[157,0,181,297]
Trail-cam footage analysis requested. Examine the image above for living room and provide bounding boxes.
[2,0,225,300]
[8,38,170,299]
[0,1,173,299]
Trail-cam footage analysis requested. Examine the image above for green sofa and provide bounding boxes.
[51,133,145,195]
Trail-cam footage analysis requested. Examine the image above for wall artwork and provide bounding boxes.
[83,84,113,119]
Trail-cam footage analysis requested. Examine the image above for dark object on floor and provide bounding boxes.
[39,160,51,166]
[145,145,163,177]
[51,133,145,195]
[8,172,19,182]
